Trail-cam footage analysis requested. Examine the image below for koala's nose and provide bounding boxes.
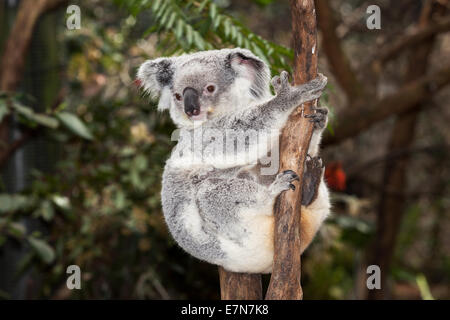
[183,87,200,117]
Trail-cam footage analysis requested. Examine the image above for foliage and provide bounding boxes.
[114,0,293,74]
[0,0,222,298]
[0,94,92,138]
[0,0,447,300]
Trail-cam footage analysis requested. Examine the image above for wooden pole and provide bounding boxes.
[265,0,318,300]
[218,267,262,300]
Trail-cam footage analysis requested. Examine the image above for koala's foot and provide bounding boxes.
[305,106,328,130]
[301,155,324,206]
[269,170,299,195]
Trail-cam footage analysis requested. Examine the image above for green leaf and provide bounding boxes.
[51,195,71,210]
[209,3,217,19]
[152,0,162,12]
[166,12,177,29]
[8,222,27,239]
[134,154,148,171]
[30,113,59,129]
[230,25,237,40]
[197,0,208,13]
[28,236,55,264]
[12,102,58,128]
[213,14,222,30]
[186,25,193,45]
[224,19,231,37]
[56,112,94,140]
[155,1,169,20]
[193,32,205,50]
[160,8,171,26]
[416,274,434,300]
[175,19,184,38]
[0,194,34,213]
[0,99,9,122]
[39,200,55,221]
[237,32,243,47]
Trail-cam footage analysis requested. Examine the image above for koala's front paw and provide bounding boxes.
[271,72,328,104]
[307,73,328,93]
[269,170,299,195]
[271,71,290,95]
[305,106,329,130]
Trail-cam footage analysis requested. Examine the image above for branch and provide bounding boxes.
[315,0,365,101]
[265,0,318,300]
[0,0,67,91]
[346,144,449,178]
[0,0,67,167]
[369,15,450,71]
[0,129,36,168]
[323,64,450,146]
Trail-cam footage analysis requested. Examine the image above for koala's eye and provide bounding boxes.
[174,93,182,101]
[206,85,215,93]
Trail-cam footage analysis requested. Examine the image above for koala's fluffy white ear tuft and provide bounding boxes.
[158,87,173,111]
[136,57,176,111]
[228,48,271,99]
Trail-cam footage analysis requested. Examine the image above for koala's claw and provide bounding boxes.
[305,106,329,130]
[269,169,299,195]
[282,169,300,180]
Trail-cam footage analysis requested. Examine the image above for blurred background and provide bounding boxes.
[0,0,449,300]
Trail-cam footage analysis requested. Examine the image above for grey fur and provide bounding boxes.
[137,48,329,272]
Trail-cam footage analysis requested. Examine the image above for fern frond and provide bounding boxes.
[115,0,293,73]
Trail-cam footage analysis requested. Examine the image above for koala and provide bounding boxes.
[137,48,330,273]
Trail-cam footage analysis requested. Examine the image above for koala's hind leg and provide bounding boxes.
[195,176,278,273]
[196,177,276,236]
[301,155,324,206]
[299,156,330,253]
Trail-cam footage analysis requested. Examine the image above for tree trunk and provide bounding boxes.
[368,0,445,300]
[0,0,66,167]
[218,267,262,300]
[265,0,318,300]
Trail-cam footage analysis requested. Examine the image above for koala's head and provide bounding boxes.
[137,48,271,127]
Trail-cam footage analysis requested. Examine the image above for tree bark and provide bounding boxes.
[218,267,262,300]
[265,0,318,300]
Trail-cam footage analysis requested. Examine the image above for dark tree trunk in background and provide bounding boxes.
[368,0,446,300]
[0,0,66,299]
[0,0,67,168]
[315,0,364,102]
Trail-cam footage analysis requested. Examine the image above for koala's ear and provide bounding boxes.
[137,57,176,111]
[227,49,271,98]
